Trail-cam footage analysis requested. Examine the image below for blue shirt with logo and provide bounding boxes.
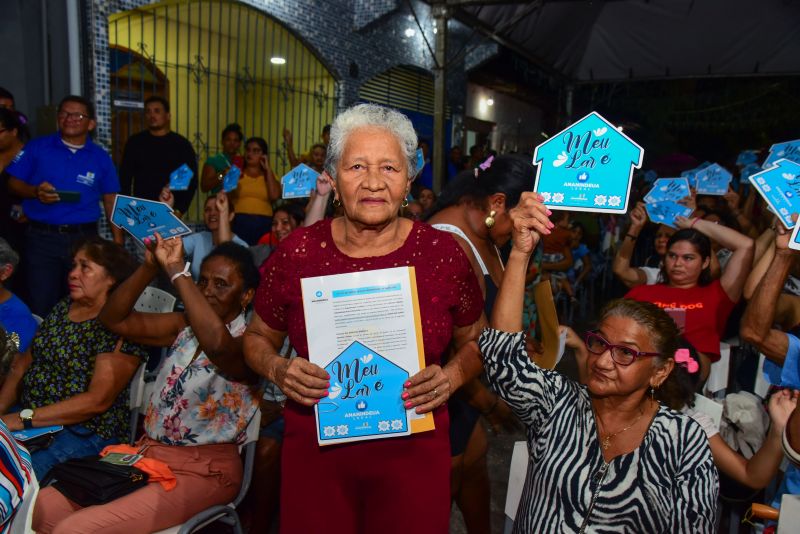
[6,133,119,225]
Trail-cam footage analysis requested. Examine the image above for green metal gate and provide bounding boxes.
[108,0,339,220]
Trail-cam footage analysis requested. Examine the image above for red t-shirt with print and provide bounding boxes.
[625,279,736,361]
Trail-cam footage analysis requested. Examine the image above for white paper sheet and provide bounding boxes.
[504,441,529,521]
[301,267,433,436]
[754,353,771,399]
[705,342,731,394]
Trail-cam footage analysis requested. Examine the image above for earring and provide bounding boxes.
[401,199,409,208]
[485,210,497,229]
[332,197,341,208]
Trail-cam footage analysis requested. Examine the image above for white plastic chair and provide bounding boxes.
[128,362,147,445]
[503,441,528,534]
[129,287,176,443]
[133,286,177,313]
[153,410,262,534]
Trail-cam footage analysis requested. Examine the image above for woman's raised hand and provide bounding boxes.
[159,186,175,208]
[774,215,797,250]
[149,232,185,272]
[674,216,696,230]
[767,388,799,432]
[215,191,229,214]
[629,201,648,230]
[678,187,698,212]
[509,192,554,255]
[316,171,333,196]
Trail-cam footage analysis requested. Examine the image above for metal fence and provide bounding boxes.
[108,0,339,221]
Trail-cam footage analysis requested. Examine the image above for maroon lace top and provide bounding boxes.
[254,218,483,364]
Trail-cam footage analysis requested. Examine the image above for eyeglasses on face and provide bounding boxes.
[583,330,661,366]
[57,111,89,121]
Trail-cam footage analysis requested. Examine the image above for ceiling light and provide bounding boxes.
[404,28,416,38]
[487,98,494,106]
[270,57,286,65]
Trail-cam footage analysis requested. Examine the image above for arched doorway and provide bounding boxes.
[109,46,169,165]
[108,0,339,220]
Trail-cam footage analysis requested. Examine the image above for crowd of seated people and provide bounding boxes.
[2,85,800,533]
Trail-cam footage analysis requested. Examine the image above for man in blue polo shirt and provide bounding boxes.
[6,95,122,316]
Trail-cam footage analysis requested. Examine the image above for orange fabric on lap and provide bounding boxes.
[100,444,177,491]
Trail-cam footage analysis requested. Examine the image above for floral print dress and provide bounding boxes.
[22,299,148,442]
[143,314,259,446]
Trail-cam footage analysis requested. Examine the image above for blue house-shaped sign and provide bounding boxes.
[749,158,800,229]
[281,163,319,199]
[763,139,800,169]
[110,195,192,245]
[532,111,643,214]
[694,163,732,196]
[315,340,410,445]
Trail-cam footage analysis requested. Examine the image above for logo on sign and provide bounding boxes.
[315,290,323,298]
[77,171,96,186]
[577,171,589,182]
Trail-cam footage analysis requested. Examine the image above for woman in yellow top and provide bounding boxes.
[230,137,281,245]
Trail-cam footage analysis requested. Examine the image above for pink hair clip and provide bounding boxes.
[674,348,699,374]
[475,155,494,177]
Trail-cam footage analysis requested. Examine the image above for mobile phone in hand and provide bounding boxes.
[54,190,81,203]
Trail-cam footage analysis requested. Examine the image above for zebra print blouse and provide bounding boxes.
[480,329,718,533]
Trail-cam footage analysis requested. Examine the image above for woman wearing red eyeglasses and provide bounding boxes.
[479,192,718,533]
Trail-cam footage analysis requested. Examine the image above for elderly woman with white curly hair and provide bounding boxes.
[244,104,491,533]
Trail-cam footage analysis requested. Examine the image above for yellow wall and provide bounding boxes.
[109,0,337,220]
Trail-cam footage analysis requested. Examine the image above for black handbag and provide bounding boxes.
[44,456,149,506]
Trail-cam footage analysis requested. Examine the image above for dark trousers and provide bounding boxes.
[25,226,97,317]
[232,213,272,245]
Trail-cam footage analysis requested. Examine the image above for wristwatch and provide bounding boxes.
[19,408,34,430]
